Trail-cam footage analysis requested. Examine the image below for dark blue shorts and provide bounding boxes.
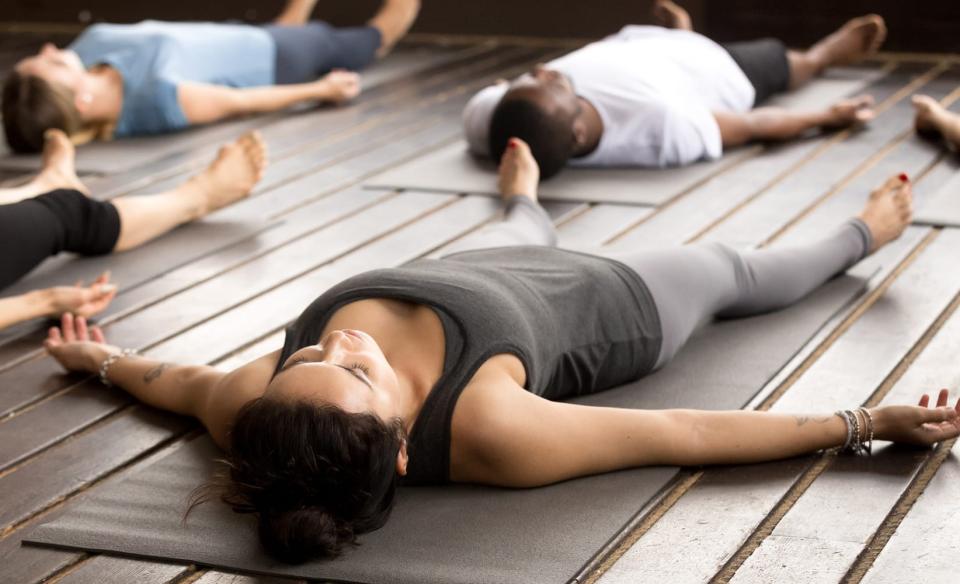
[262,22,382,85]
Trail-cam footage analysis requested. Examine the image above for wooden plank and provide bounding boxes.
[593,130,960,582]
[0,407,190,531]
[52,556,189,584]
[856,322,960,584]
[193,572,302,584]
[702,65,955,247]
[556,204,654,249]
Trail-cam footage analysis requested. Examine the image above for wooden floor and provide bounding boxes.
[1,33,959,584]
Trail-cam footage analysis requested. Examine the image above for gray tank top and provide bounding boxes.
[275,247,661,484]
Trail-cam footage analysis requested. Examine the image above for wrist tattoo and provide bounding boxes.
[795,415,834,427]
[143,363,170,384]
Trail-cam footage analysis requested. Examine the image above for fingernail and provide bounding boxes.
[507,139,517,149]
[899,173,909,182]
[100,284,117,293]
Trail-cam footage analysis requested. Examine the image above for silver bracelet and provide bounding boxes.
[836,410,854,451]
[858,407,875,455]
[98,348,137,387]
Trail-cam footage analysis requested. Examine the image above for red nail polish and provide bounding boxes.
[507,140,517,149]
[899,173,909,182]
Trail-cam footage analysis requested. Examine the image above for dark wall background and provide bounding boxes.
[3,0,958,53]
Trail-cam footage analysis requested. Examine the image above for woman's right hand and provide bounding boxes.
[871,389,960,447]
[45,272,117,318]
[44,313,121,373]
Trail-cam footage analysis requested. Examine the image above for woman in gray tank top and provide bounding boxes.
[44,139,960,563]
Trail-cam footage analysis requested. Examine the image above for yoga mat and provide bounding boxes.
[361,66,887,206]
[364,141,757,206]
[913,171,960,227]
[25,270,870,584]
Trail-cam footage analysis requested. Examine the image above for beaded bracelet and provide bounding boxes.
[98,348,138,387]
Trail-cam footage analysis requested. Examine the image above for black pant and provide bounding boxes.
[0,189,121,290]
[722,38,792,106]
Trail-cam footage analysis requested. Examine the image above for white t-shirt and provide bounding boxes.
[463,26,755,168]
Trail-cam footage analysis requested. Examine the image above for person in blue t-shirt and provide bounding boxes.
[2,0,420,152]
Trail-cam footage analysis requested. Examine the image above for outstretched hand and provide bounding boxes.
[45,272,117,318]
[873,389,960,447]
[44,313,119,373]
[824,95,876,128]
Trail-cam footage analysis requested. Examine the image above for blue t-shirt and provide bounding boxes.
[69,21,276,137]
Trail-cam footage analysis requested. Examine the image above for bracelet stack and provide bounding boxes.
[835,408,874,455]
[98,348,138,387]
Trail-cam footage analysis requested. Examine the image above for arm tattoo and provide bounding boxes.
[143,363,170,384]
[795,415,834,427]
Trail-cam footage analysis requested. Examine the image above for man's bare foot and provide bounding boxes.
[809,14,887,69]
[497,138,540,202]
[652,0,693,31]
[185,132,267,216]
[858,174,913,253]
[823,95,876,128]
[912,95,960,149]
[316,70,361,104]
[369,0,421,57]
[29,129,88,195]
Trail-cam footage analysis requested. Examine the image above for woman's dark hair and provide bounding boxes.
[189,397,407,563]
[2,71,82,153]
[488,90,576,181]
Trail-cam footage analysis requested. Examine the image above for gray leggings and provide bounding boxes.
[444,197,872,368]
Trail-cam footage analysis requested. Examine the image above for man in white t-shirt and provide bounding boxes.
[464,1,886,179]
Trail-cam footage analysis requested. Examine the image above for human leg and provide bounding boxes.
[368,0,420,56]
[112,132,266,251]
[793,15,887,88]
[442,137,556,255]
[913,95,960,149]
[0,129,86,205]
[603,174,910,368]
[0,189,119,289]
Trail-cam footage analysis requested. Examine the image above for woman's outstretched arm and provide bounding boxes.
[178,71,360,125]
[0,274,116,331]
[43,314,275,448]
[453,379,960,488]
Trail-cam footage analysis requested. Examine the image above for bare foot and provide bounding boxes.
[858,174,913,253]
[823,95,876,128]
[29,129,88,194]
[810,14,887,68]
[316,70,361,104]
[186,132,268,215]
[497,138,540,202]
[652,0,693,31]
[370,0,421,56]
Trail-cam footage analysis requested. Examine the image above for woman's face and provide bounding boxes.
[16,43,86,91]
[267,329,402,421]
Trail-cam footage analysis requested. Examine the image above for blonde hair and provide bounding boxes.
[2,71,84,153]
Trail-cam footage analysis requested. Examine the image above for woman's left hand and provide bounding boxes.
[44,313,121,373]
[871,389,960,446]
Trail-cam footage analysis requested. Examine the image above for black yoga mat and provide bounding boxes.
[24,255,881,583]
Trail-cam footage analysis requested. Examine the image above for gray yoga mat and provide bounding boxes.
[25,270,870,584]
[913,171,960,227]
[361,65,887,206]
[364,141,756,206]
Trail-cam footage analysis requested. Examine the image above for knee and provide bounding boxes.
[34,189,121,256]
